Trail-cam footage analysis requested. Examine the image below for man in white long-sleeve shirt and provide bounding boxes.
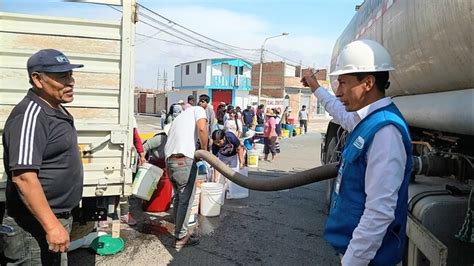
[302,40,412,266]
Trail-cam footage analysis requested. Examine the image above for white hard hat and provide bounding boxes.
[329,39,394,76]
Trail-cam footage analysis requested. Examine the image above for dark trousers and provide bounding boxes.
[264,136,278,156]
[300,119,308,133]
[2,214,72,266]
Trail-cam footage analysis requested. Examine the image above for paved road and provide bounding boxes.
[69,116,338,265]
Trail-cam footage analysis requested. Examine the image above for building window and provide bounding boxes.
[235,66,243,75]
[197,63,202,74]
[185,65,190,75]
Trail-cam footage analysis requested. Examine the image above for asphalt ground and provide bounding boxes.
[68,115,338,265]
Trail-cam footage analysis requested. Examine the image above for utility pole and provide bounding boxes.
[163,69,168,91]
[156,68,161,90]
[258,33,289,105]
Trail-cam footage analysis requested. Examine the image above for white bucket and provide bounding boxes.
[247,150,259,168]
[200,183,224,217]
[255,143,265,159]
[132,163,163,201]
[188,187,201,226]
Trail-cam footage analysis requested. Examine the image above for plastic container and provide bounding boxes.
[295,127,301,135]
[247,150,259,168]
[188,187,201,226]
[200,183,224,217]
[285,124,294,137]
[132,163,163,201]
[281,129,289,138]
[287,118,295,125]
[255,143,265,159]
[90,235,125,256]
[227,167,249,199]
[255,125,264,132]
[142,168,172,212]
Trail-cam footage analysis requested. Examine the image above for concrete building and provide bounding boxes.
[171,58,253,112]
[134,88,167,115]
[250,61,329,119]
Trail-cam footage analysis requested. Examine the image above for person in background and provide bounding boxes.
[235,106,244,127]
[165,104,175,125]
[165,103,183,125]
[165,94,209,250]
[298,105,309,134]
[263,108,278,162]
[183,95,194,110]
[223,104,233,125]
[216,102,226,130]
[143,123,170,168]
[242,104,255,129]
[160,109,167,130]
[302,39,412,265]
[211,129,244,184]
[274,108,282,137]
[205,104,216,136]
[224,108,243,138]
[2,49,84,265]
[256,104,265,125]
[281,106,291,125]
[174,101,184,118]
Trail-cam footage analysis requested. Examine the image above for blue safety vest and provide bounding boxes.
[324,103,412,265]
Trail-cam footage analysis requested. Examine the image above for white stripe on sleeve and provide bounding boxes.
[18,101,41,165]
[28,106,42,165]
[18,101,34,164]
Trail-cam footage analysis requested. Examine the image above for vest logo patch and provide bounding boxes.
[353,136,365,149]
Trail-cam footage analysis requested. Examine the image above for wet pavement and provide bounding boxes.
[68,116,338,265]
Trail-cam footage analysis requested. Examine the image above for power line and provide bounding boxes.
[137,3,257,51]
[109,4,259,61]
[111,4,309,68]
[138,11,259,61]
[135,33,198,47]
[139,17,258,62]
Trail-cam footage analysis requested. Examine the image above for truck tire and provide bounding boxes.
[322,121,345,213]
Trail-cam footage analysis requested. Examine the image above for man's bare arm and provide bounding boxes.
[12,170,70,252]
[196,118,209,150]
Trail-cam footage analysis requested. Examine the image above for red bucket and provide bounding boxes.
[142,168,172,212]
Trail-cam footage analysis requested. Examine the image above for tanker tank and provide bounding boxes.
[329,0,473,135]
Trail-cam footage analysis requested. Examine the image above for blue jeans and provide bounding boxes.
[2,214,72,266]
[166,157,197,239]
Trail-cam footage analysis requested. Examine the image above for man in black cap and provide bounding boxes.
[2,49,84,265]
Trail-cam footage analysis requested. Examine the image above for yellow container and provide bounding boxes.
[281,129,289,138]
[295,127,301,135]
[139,132,155,141]
[247,150,259,168]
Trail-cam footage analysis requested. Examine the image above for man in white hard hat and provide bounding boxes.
[302,39,412,266]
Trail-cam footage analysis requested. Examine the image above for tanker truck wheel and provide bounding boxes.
[322,121,345,214]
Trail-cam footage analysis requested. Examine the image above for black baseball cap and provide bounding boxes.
[27,49,83,75]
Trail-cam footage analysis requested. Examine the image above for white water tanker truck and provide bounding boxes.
[320,0,473,265]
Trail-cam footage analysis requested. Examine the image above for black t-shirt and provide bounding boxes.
[2,89,84,215]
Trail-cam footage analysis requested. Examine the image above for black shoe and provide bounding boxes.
[174,234,200,250]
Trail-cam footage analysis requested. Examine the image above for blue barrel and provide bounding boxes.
[286,124,294,137]
[255,124,264,133]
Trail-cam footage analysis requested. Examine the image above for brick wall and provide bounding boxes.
[250,62,285,97]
